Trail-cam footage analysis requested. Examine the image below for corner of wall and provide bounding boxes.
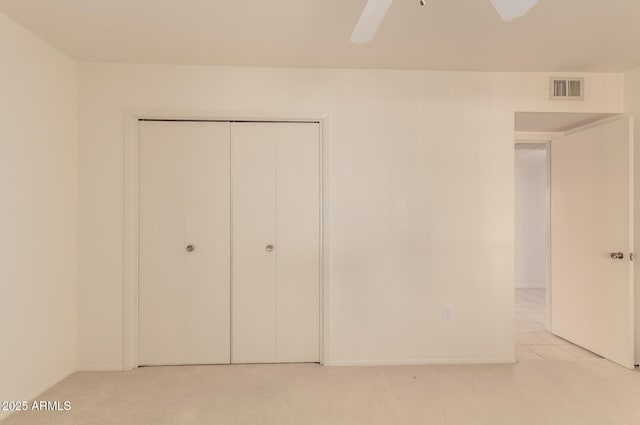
[0,8,80,411]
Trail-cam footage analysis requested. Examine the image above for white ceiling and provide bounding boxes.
[515,112,617,132]
[1,0,639,71]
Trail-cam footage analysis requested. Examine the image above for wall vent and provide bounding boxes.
[550,77,584,100]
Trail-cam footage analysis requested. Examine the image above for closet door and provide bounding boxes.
[139,121,231,365]
[232,122,320,363]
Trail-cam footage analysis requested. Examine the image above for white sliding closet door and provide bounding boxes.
[232,122,320,364]
[139,121,231,365]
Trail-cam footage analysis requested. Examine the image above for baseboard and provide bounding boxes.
[0,367,76,422]
[75,365,124,372]
[325,357,516,366]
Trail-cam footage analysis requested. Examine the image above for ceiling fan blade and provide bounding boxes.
[350,0,393,44]
[489,0,539,22]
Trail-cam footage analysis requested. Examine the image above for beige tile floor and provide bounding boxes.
[3,290,639,425]
[515,288,602,361]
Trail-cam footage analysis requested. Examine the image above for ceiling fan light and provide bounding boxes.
[489,0,539,22]
[350,0,394,44]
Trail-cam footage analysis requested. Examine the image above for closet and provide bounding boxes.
[138,120,320,365]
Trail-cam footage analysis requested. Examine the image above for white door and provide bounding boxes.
[551,118,635,369]
[232,122,320,363]
[139,121,231,365]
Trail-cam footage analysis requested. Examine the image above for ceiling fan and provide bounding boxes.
[351,0,539,44]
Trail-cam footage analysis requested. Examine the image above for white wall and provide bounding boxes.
[0,13,77,420]
[76,64,623,368]
[515,148,548,289]
[625,67,640,365]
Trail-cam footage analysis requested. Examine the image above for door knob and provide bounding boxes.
[610,252,624,260]
[265,244,274,252]
[186,245,195,253]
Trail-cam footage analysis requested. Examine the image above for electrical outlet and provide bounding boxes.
[443,305,452,321]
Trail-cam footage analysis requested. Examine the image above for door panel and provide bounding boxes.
[139,121,231,365]
[231,125,278,363]
[551,118,634,369]
[275,132,321,362]
[139,122,185,364]
[232,122,320,363]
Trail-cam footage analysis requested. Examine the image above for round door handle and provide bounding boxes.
[265,244,274,253]
[186,245,195,253]
[610,252,624,260]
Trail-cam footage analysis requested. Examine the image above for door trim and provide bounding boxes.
[123,110,331,370]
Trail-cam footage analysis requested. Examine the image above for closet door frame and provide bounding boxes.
[122,110,330,370]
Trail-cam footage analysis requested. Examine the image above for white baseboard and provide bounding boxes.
[0,367,76,422]
[325,357,516,366]
[75,365,124,372]
[77,359,520,368]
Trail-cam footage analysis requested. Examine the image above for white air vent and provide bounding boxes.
[550,77,584,100]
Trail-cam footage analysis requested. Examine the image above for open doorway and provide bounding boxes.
[515,142,549,324]
[513,111,624,363]
[514,142,554,360]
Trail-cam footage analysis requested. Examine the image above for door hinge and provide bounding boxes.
[631,253,635,261]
